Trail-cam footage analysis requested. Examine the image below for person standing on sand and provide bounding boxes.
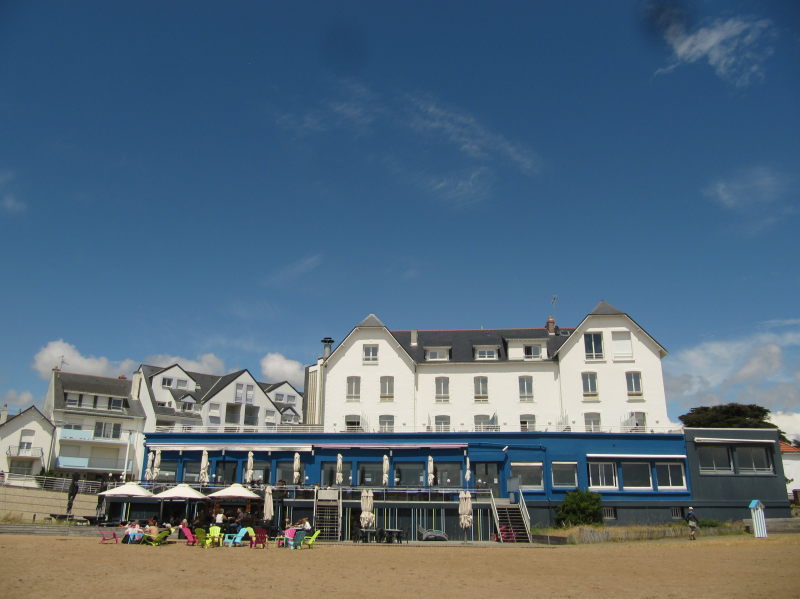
[686,507,699,540]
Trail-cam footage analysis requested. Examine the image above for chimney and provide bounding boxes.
[546,316,556,336]
[410,330,418,346]
[0,403,8,425]
[321,337,334,359]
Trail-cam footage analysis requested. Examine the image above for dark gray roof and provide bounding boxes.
[357,314,386,328]
[390,328,573,363]
[0,405,54,430]
[51,370,145,418]
[589,300,625,316]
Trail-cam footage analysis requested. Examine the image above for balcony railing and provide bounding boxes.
[6,445,44,458]
[0,474,103,494]
[58,429,132,443]
[56,456,133,471]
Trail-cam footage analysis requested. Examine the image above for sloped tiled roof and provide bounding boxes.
[51,370,145,418]
[780,441,800,454]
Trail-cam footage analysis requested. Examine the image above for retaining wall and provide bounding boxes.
[0,484,98,522]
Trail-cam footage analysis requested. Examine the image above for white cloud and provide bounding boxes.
[266,254,323,286]
[657,16,775,87]
[704,166,789,215]
[1,389,34,409]
[32,339,227,379]
[769,411,800,442]
[260,352,305,389]
[665,324,800,417]
[1,194,26,214]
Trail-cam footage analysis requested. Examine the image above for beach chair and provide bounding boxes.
[299,529,320,549]
[142,530,171,546]
[194,528,207,548]
[97,527,118,544]
[206,525,222,548]
[223,527,249,547]
[250,528,268,549]
[182,526,198,546]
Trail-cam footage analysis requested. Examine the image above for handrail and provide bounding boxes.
[517,490,532,542]
[152,423,681,434]
[0,474,103,494]
[488,489,503,544]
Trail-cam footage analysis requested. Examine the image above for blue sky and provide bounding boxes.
[1,2,798,436]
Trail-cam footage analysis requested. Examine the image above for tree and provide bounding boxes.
[555,490,603,527]
[678,403,787,442]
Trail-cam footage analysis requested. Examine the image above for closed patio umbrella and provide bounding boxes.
[360,488,375,528]
[459,491,473,529]
[263,486,274,522]
[151,449,161,482]
[199,450,210,485]
[382,455,389,486]
[293,452,301,484]
[465,457,471,483]
[427,455,435,486]
[144,451,155,481]
[244,451,254,485]
[335,454,343,485]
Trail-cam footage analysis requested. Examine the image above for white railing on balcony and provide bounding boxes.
[58,429,132,443]
[6,445,44,458]
[153,424,326,434]
[56,456,133,471]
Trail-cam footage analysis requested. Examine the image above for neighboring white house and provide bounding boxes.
[304,301,671,434]
[780,441,800,500]
[0,405,55,476]
[262,381,304,423]
[43,370,145,482]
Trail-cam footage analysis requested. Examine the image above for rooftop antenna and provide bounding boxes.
[58,355,69,370]
[551,295,559,322]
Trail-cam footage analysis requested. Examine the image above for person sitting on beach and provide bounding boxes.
[292,517,311,548]
[122,521,141,544]
[146,519,160,540]
[283,524,297,548]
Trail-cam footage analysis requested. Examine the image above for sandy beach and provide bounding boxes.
[1,533,797,599]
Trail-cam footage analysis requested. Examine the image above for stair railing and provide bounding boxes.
[488,489,503,543]
[517,490,532,542]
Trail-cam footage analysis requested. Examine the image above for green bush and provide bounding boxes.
[555,490,603,526]
[698,519,721,528]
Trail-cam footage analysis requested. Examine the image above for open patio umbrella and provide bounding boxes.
[293,452,301,484]
[144,451,155,481]
[207,483,260,500]
[335,454,343,485]
[464,457,471,483]
[244,451,254,485]
[153,484,207,500]
[360,489,375,528]
[99,481,154,522]
[382,455,389,486]
[263,486,274,522]
[151,449,161,481]
[427,455,435,486]
[199,450,210,485]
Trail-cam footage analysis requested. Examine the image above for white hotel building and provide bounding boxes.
[304,301,672,434]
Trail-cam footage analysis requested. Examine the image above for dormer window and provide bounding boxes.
[161,377,174,388]
[425,348,450,361]
[475,347,498,360]
[524,345,542,359]
[109,398,124,410]
[363,344,379,363]
[176,379,187,388]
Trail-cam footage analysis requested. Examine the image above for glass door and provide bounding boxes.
[472,462,501,497]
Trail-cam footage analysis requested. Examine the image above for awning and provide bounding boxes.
[692,438,775,445]
[586,454,687,459]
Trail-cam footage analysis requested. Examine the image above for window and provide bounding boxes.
[346,376,361,401]
[435,377,450,402]
[235,383,244,403]
[433,462,461,487]
[245,384,254,404]
[65,394,78,407]
[161,377,173,388]
[395,462,424,487]
[225,404,241,424]
[344,415,361,432]
[552,462,578,487]
[93,422,121,439]
[621,462,652,489]
[518,376,533,402]
[426,348,449,361]
[520,414,536,432]
[656,463,686,489]
[363,344,378,363]
[434,415,450,432]
[380,376,394,401]
[63,423,82,430]
[626,372,642,396]
[474,376,488,402]
[474,414,497,432]
[511,462,543,488]
[109,398,124,410]
[275,393,285,402]
[584,333,604,360]
[627,411,647,432]
[602,507,617,520]
[286,394,296,404]
[582,372,598,396]
[180,401,195,412]
[612,331,633,359]
[524,345,542,359]
[92,395,98,408]
[176,379,187,388]
[244,405,259,426]
[378,415,394,432]
[698,446,733,473]
[358,462,382,485]
[475,348,497,360]
[737,446,773,474]
[264,409,276,421]
[584,412,601,432]
[671,506,684,519]
[588,462,617,488]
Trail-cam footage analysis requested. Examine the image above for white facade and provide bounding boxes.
[305,303,671,434]
[0,406,54,476]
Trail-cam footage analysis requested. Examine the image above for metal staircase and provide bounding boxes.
[494,501,531,543]
[313,488,342,541]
